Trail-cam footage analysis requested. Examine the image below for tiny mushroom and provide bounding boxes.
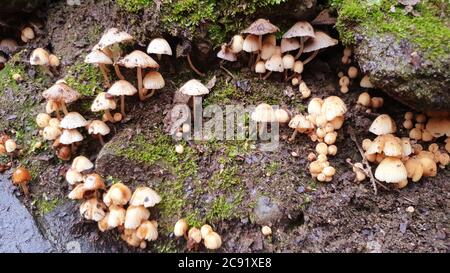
[147,38,172,60]
[203,231,222,250]
[264,46,284,79]
[91,92,117,123]
[84,50,113,87]
[80,198,106,222]
[42,81,80,115]
[282,21,315,59]
[30,48,51,75]
[179,79,210,118]
[142,71,165,100]
[242,18,279,66]
[129,187,161,208]
[124,205,150,229]
[360,75,374,88]
[369,114,397,135]
[229,34,244,54]
[136,220,158,242]
[12,167,32,195]
[375,157,408,187]
[103,182,132,206]
[174,218,189,237]
[59,129,83,154]
[72,155,94,173]
[107,80,138,117]
[87,120,110,146]
[288,114,314,141]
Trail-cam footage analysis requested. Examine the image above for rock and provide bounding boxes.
[252,196,282,225]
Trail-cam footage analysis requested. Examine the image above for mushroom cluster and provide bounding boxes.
[356,92,384,113]
[173,219,222,251]
[29,47,60,76]
[67,155,161,248]
[0,133,17,164]
[359,113,449,189]
[217,18,337,91]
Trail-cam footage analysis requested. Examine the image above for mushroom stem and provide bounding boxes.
[263,71,272,80]
[289,130,298,141]
[219,64,235,79]
[142,89,156,100]
[120,95,126,117]
[294,37,304,60]
[99,64,111,88]
[104,110,114,123]
[248,53,254,68]
[253,35,262,69]
[114,64,125,80]
[137,67,145,101]
[55,109,62,120]
[303,50,318,65]
[187,54,205,77]
[284,70,288,81]
[61,102,69,115]
[20,183,29,196]
[70,143,76,155]
[98,134,105,146]
[157,54,162,61]
[41,65,54,77]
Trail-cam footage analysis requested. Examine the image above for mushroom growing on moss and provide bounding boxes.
[174,218,189,238]
[129,187,161,208]
[147,38,172,60]
[91,92,117,123]
[30,48,52,76]
[107,80,138,118]
[85,50,113,87]
[179,79,210,119]
[142,71,165,100]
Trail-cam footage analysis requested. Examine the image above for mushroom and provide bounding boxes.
[255,61,266,79]
[30,48,52,76]
[360,75,374,88]
[71,155,94,173]
[87,120,110,146]
[60,129,83,154]
[174,218,189,237]
[339,76,350,93]
[68,183,88,200]
[374,157,408,186]
[116,50,159,101]
[299,81,311,99]
[280,38,300,55]
[107,205,126,228]
[49,54,60,68]
[12,167,31,195]
[91,92,117,123]
[121,228,146,248]
[425,117,450,138]
[85,50,113,87]
[175,144,184,154]
[21,27,35,43]
[357,92,371,107]
[217,44,237,62]
[229,35,244,54]
[261,226,272,236]
[36,113,51,128]
[129,187,161,208]
[282,54,295,80]
[200,224,213,239]
[187,227,202,250]
[203,231,222,250]
[42,81,80,115]
[4,139,16,162]
[142,71,165,100]
[418,157,437,177]
[274,109,290,124]
[242,34,261,67]
[288,114,314,141]
[107,80,138,117]
[369,114,397,135]
[260,42,276,61]
[0,39,18,53]
[124,206,150,229]
[251,103,276,134]
[302,31,338,65]
[56,146,71,161]
[80,198,106,222]
[321,96,347,122]
[179,79,210,119]
[103,182,132,206]
[65,168,83,185]
[282,21,315,59]
[307,98,323,117]
[83,173,106,191]
[242,18,279,66]
[147,38,172,60]
[264,46,283,80]
[404,158,423,182]
[347,66,358,79]
[136,220,158,241]
[45,100,63,119]
[60,112,88,130]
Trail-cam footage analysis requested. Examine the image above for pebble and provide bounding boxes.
[291,151,298,157]
[406,206,415,213]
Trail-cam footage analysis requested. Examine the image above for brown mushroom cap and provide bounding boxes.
[107,80,138,96]
[242,18,279,35]
[117,50,159,69]
[83,173,106,191]
[30,48,50,66]
[80,198,106,222]
[42,81,80,104]
[242,34,261,53]
[303,31,338,53]
[282,21,315,39]
[425,117,450,138]
[136,220,158,241]
[12,167,32,185]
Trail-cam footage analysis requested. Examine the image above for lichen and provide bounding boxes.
[332,0,450,60]
[115,0,153,13]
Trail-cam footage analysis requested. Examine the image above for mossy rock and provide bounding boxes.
[332,0,450,111]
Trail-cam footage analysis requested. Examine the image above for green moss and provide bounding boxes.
[116,0,152,12]
[265,161,280,176]
[33,196,60,215]
[332,0,450,60]
[65,62,103,97]
[0,62,26,94]
[205,195,243,222]
[203,79,236,106]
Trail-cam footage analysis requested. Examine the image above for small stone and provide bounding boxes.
[261,226,272,236]
[291,151,298,157]
[406,206,415,213]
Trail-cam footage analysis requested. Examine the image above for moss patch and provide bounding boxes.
[65,62,103,97]
[33,196,60,215]
[116,0,153,13]
[332,0,450,60]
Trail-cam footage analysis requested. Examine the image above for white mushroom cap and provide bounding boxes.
[282,54,295,70]
[369,114,397,135]
[179,79,209,96]
[255,61,266,74]
[80,198,106,222]
[289,114,314,131]
[107,80,138,96]
[280,38,301,53]
[30,48,49,65]
[65,168,83,185]
[217,44,237,62]
[242,18,279,35]
[229,34,244,53]
[188,227,202,243]
[251,103,275,123]
[375,157,407,183]
[143,71,165,90]
[103,182,132,206]
[60,112,88,129]
[147,38,172,56]
[321,96,347,121]
[84,50,113,65]
[36,113,51,128]
[60,129,83,145]
[97,28,133,49]
[282,21,315,39]
[4,139,16,153]
[265,51,284,72]
[43,81,80,103]
[308,98,323,116]
[136,220,158,241]
[243,34,260,53]
[88,120,110,136]
[174,219,189,237]
[204,231,222,250]
[274,109,290,123]
[68,184,88,200]
[303,31,338,53]
[43,126,61,140]
[129,187,161,208]
[293,60,304,74]
[91,92,117,112]
[124,206,150,229]
[360,75,374,88]
[107,205,126,228]
[72,156,94,172]
[117,50,159,69]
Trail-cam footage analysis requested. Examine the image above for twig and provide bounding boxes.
[219,64,235,79]
[187,54,205,77]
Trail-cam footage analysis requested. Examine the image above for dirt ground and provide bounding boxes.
[0,1,448,253]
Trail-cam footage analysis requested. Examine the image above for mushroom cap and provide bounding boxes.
[255,61,266,74]
[68,184,88,200]
[174,219,189,237]
[293,60,304,74]
[143,71,165,90]
[283,21,315,39]
[321,96,347,121]
[382,135,403,157]
[425,117,450,138]
[91,92,116,112]
[104,182,132,206]
[242,18,279,35]
[60,129,83,145]
[200,224,213,239]
[260,43,276,60]
[4,139,16,153]
[303,31,338,53]
[307,98,323,116]
[179,79,209,96]
[136,220,158,241]
[289,114,314,130]
[43,82,80,103]
[71,155,94,172]
[188,227,202,243]
[404,158,423,182]
[0,39,18,53]
[369,114,397,135]
[263,34,277,46]
[229,34,244,53]
[88,120,110,136]
[282,54,295,70]
[147,38,172,56]
[43,126,61,141]
[107,80,138,96]
[97,28,133,49]
[80,198,106,222]
[251,103,276,123]
[107,205,126,228]
[398,0,419,6]
[280,38,301,53]
[83,173,106,191]
[65,168,83,185]
[84,50,113,65]
[204,231,222,250]
[12,167,32,184]
[117,50,159,69]
[124,206,150,229]
[217,44,237,62]
[129,187,161,208]
[265,53,284,72]
[374,157,407,183]
[274,109,290,123]
[360,75,374,88]
[243,34,261,53]
[60,112,88,129]
[30,48,49,65]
